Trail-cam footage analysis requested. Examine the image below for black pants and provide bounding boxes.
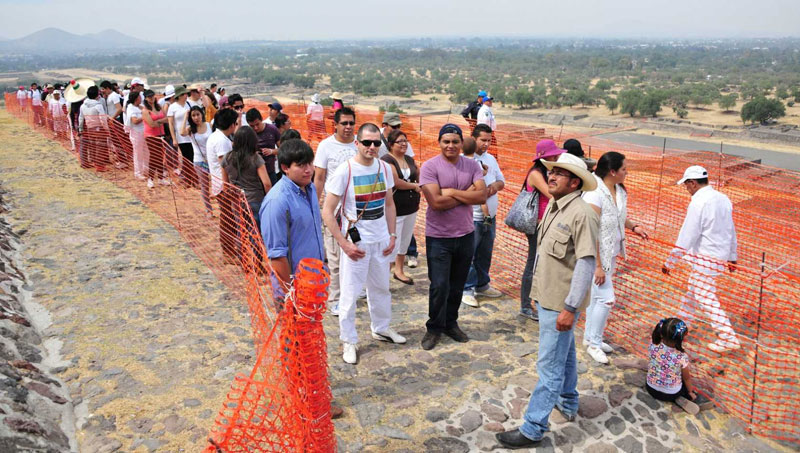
[425,233,474,333]
[645,383,691,403]
[520,233,538,311]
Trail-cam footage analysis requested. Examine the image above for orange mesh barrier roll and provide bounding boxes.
[5,93,800,446]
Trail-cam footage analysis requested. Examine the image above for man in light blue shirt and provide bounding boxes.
[260,139,325,301]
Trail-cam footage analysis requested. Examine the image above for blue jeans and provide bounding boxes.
[464,220,496,293]
[520,305,579,441]
[406,235,418,258]
[426,233,474,333]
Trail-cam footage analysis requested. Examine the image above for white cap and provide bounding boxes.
[676,165,709,185]
[131,77,144,86]
[163,85,175,98]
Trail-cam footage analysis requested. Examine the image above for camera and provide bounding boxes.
[347,226,361,243]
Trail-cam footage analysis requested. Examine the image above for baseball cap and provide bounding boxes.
[676,165,709,185]
[163,85,175,99]
[478,90,487,98]
[382,112,401,126]
[438,123,463,140]
[131,77,144,86]
[483,96,494,102]
[269,102,282,111]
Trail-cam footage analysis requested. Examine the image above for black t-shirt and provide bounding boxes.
[254,123,280,173]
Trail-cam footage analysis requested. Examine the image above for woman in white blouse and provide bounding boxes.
[582,151,648,364]
[182,106,214,217]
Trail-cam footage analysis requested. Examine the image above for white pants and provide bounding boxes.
[339,240,392,344]
[584,260,616,348]
[130,128,148,178]
[323,225,341,303]
[393,211,418,259]
[678,271,739,345]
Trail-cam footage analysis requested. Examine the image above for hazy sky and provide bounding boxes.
[2,0,800,43]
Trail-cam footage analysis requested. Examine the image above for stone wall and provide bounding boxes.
[0,188,75,452]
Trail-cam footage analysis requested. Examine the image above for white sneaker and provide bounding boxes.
[587,345,609,364]
[407,257,418,268]
[147,178,155,189]
[583,339,613,353]
[343,343,358,364]
[476,286,503,298]
[372,328,407,344]
[159,178,171,186]
[708,339,741,353]
[462,293,479,307]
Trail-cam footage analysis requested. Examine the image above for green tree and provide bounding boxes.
[718,93,737,112]
[638,92,663,117]
[512,88,534,108]
[594,80,612,91]
[618,88,644,117]
[676,108,688,118]
[605,97,619,114]
[740,97,786,124]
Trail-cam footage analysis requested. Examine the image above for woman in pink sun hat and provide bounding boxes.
[518,139,566,321]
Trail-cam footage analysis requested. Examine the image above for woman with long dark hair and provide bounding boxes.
[519,140,564,321]
[582,151,648,364]
[182,105,213,216]
[221,126,272,231]
[142,89,170,188]
[380,129,420,285]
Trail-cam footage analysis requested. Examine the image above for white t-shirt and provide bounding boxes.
[168,102,191,144]
[313,134,358,194]
[473,151,504,220]
[307,103,324,121]
[378,127,415,158]
[214,93,221,103]
[30,89,43,106]
[477,104,496,130]
[189,123,212,164]
[325,159,394,244]
[207,129,233,196]
[126,103,143,131]
[187,98,203,109]
[16,90,27,103]
[106,92,121,117]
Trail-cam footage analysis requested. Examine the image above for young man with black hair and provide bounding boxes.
[29,83,44,126]
[314,107,358,315]
[100,80,123,123]
[228,94,245,126]
[246,108,281,185]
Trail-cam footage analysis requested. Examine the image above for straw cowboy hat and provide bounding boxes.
[542,152,598,191]
[331,92,342,100]
[64,78,95,104]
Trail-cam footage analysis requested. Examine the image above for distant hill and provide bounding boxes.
[0,28,154,54]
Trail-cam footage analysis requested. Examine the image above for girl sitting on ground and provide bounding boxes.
[646,317,700,414]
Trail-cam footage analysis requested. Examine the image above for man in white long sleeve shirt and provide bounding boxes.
[662,165,740,353]
[476,96,496,131]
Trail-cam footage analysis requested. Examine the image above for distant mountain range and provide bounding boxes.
[0,28,154,54]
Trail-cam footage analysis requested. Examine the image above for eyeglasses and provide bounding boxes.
[338,121,355,126]
[547,169,575,178]
[359,139,382,148]
[233,105,244,110]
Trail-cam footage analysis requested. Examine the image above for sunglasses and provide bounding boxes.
[233,105,244,110]
[338,121,355,126]
[390,124,402,129]
[359,139,382,148]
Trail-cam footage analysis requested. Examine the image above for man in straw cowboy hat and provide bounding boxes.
[496,152,599,449]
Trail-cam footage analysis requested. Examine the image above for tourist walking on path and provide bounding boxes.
[519,139,564,321]
[221,126,272,233]
[167,86,193,180]
[29,83,44,126]
[182,106,214,215]
[662,165,740,353]
[314,107,358,315]
[79,85,110,170]
[16,86,27,112]
[322,123,406,364]
[306,93,326,138]
[582,151,648,364]
[245,108,281,185]
[462,124,505,307]
[418,124,486,351]
[380,129,420,285]
[496,152,598,449]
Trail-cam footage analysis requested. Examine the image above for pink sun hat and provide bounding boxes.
[534,139,566,161]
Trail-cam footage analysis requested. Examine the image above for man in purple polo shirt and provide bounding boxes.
[418,124,487,350]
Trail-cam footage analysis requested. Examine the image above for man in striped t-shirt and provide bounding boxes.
[322,123,407,365]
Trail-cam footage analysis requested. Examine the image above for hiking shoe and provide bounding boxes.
[519,307,538,321]
[462,293,479,307]
[342,343,358,364]
[583,339,613,353]
[496,428,542,449]
[476,286,503,298]
[443,326,469,343]
[147,178,155,189]
[555,405,577,422]
[421,331,441,350]
[676,396,700,415]
[372,328,407,344]
[407,256,418,268]
[587,345,609,364]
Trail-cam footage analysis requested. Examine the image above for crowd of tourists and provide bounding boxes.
[13,82,740,447]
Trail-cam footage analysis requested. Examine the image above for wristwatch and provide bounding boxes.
[389,233,397,238]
